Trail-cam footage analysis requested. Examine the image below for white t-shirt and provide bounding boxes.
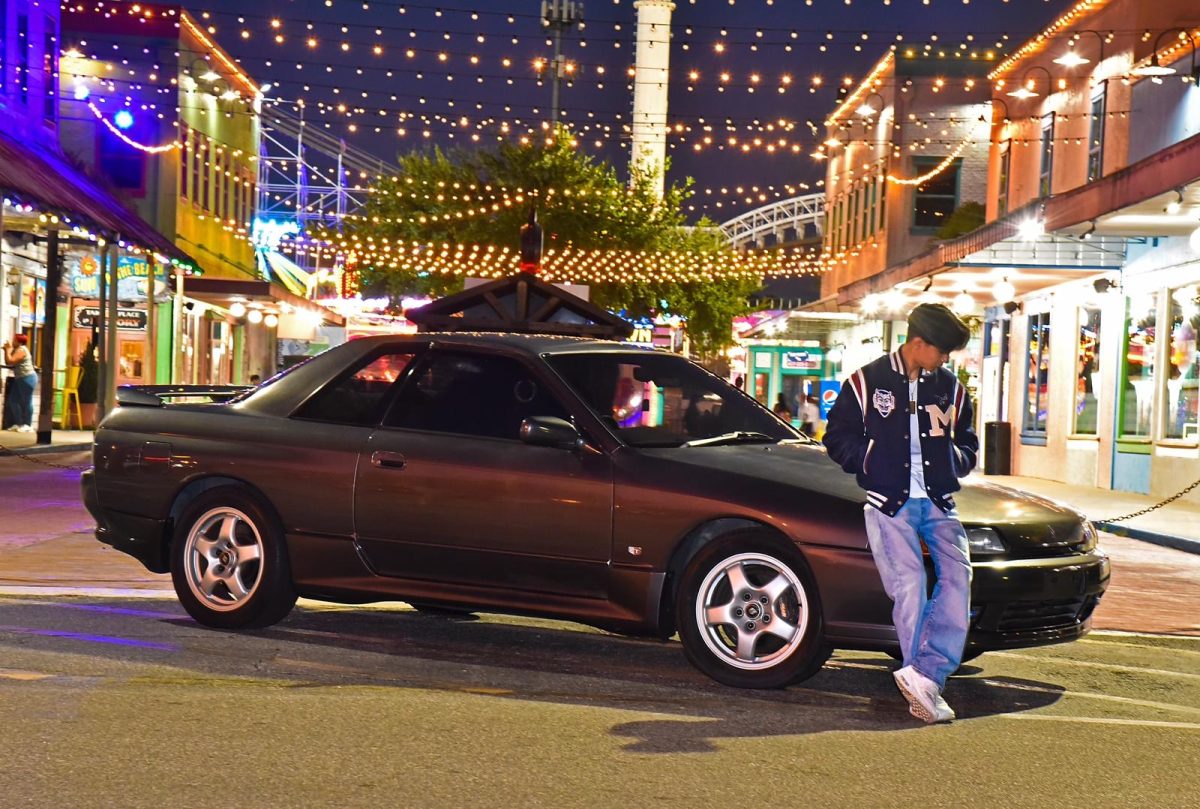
[909,377,928,498]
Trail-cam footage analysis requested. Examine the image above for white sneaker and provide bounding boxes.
[4,425,18,431]
[16,424,33,433]
[893,666,953,724]
[931,691,956,722]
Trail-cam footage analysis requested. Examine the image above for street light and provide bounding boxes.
[1129,28,1199,82]
[1052,29,1110,67]
[855,92,886,119]
[1006,65,1055,99]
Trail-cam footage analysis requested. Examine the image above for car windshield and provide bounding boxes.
[546,351,800,448]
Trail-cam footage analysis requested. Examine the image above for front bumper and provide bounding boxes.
[966,550,1110,651]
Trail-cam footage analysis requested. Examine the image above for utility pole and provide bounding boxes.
[541,0,583,127]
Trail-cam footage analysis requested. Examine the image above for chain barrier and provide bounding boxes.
[1098,475,1200,523]
[0,439,91,471]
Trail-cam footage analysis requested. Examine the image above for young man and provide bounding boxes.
[822,303,978,724]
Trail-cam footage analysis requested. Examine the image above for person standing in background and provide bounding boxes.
[3,335,38,432]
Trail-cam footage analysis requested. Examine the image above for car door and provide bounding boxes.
[353,347,614,598]
[279,345,424,556]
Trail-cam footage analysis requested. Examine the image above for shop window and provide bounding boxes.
[1087,86,1106,183]
[996,140,1010,217]
[43,16,55,124]
[17,13,28,104]
[912,158,960,229]
[1074,306,1101,435]
[1023,311,1051,436]
[197,141,209,210]
[1120,294,1158,438]
[98,128,145,191]
[179,126,190,200]
[0,0,6,92]
[1165,286,1200,441]
[1039,113,1055,198]
[296,350,418,426]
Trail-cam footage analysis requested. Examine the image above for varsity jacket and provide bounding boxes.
[823,348,979,516]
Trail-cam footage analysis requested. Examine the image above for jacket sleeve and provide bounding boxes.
[823,375,869,475]
[951,381,979,477]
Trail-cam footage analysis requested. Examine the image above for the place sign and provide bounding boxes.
[73,306,147,331]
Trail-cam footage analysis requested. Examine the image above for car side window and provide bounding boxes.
[294,351,418,426]
[384,351,570,440]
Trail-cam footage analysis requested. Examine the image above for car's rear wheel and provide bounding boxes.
[676,530,829,688]
[171,487,297,629]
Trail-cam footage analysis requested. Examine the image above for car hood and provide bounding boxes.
[642,442,1087,550]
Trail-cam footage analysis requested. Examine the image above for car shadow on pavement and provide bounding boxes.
[229,606,1065,752]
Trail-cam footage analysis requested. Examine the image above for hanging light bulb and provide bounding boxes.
[993,277,1016,304]
[264,313,279,328]
[247,308,264,324]
[1018,218,1045,241]
[229,301,247,318]
[953,291,976,315]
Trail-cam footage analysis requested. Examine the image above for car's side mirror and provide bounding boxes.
[520,416,583,450]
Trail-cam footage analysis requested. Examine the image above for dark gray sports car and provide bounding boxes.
[82,333,1109,688]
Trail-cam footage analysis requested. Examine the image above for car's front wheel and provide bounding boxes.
[171,487,297,629]
[676,530,829,688]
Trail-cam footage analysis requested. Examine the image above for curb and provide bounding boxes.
[0,442,92,457]
[1094,521,1200,556]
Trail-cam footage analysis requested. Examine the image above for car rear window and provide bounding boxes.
[293,351,417,426]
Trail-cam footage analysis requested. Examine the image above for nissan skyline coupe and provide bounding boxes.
[82,333,1110,689]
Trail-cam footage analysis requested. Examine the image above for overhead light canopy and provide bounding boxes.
[1053,51,1090,68]
[1130,55,1177,78]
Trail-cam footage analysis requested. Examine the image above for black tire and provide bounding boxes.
[676,529,830,689]
[170,486,297,629]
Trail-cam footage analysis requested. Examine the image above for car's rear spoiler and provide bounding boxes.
[115,384,252,408]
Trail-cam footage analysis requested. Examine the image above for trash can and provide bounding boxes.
[983,421,1011,475]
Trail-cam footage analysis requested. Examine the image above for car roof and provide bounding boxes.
[234,331,665,417]
[350,331,659,357]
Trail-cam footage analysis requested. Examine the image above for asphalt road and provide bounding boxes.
[1,452,1198,807]
[1,597,1198,808]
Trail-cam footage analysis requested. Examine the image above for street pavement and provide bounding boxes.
[1,448,1198,807]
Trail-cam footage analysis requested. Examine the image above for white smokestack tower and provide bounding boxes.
[630,0,674,199]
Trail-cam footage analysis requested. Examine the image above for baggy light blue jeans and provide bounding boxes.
[864,498,972,688]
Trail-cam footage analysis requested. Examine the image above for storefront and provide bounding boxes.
[65,250,171,388]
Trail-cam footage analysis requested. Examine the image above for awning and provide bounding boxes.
[0,129,198,269]
[181,277,345,326]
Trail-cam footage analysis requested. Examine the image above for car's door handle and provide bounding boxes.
[370,451,407,470]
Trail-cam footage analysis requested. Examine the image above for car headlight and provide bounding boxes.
[966,527,1006,556]
[1072,520,1098,553]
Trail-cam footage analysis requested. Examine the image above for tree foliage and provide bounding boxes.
[341,135,758,357]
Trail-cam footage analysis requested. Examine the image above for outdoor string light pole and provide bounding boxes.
[541,0,584,126]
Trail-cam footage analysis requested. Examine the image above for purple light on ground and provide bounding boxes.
[0,625,178,651]
[47,603,181,620]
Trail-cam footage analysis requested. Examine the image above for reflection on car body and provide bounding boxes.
[82,333,1110,689]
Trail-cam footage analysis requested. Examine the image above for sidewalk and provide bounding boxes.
[0,428,93,455]
[982,473,1200,555]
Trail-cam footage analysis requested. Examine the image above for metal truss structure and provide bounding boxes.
[257,101,390,243]
[719,193,826,250]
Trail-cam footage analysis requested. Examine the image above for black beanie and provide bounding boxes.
[907,303,970,353]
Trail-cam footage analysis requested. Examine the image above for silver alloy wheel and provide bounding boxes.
[183,506,265,612]
[694,551,809,671]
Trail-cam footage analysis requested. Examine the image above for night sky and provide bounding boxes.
[182,0,1073,221]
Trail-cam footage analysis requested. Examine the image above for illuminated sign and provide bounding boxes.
[782,351,822,370]
[69,255,165,300]
[73,306,147,331]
